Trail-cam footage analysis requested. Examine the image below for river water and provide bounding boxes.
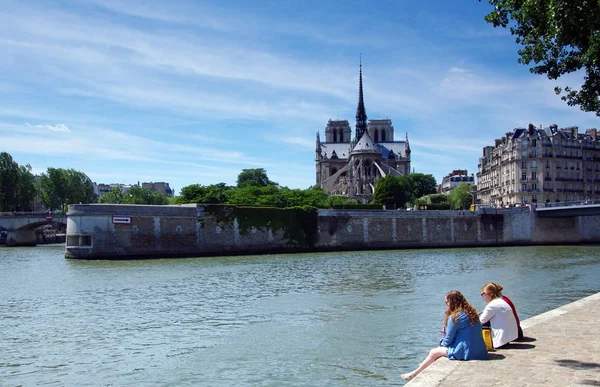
[1,245,600,386]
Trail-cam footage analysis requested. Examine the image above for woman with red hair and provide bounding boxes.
[401,290,488,381]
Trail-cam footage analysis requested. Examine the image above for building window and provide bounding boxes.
[531,160,537,168]
[532,172,537,180]
[521,161,527,168]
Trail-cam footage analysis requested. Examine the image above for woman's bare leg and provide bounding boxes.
[401,347,448,381]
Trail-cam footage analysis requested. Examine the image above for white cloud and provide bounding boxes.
[41,123,70,132]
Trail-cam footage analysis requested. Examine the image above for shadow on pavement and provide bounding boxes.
[486,353,506,360]
[500,343,536,350]
[578,380,600,386]
[556,359,600,370]
[515,336,536,343]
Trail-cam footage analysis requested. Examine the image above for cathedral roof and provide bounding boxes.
[352,131,380,154]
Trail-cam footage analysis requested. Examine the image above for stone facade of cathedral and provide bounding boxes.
[315,65,411,203]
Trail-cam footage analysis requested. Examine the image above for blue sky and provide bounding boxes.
[1,0,598,195]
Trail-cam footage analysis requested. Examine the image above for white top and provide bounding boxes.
[480,297,519,348]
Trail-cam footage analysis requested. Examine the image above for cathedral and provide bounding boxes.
[315,64,411,203]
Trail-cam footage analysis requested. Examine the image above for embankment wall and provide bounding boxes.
[64,204,600,259]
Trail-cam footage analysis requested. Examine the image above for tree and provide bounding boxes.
[100,186,169,205]
[126,186,169,205]
[175,183,233,204]
[99,187,125,204]
[237,168,275,188]
[0,152,37,211]
[479,0,600,116]
[406,173,437,203]
[38,168,96,211]
[373,176,406,208]
[449,183,473,210]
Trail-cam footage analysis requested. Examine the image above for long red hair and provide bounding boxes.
[443,290,479,327]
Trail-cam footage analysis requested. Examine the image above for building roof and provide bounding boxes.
[352,131,380,154]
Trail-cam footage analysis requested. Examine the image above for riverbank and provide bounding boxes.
[405,291,600,386]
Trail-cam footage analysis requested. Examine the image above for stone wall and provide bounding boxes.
[65,204,600,259]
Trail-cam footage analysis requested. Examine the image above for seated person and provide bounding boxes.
[401,290,487,381]
[479,282,520,348]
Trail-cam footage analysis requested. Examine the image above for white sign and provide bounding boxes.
[112,216,131,224]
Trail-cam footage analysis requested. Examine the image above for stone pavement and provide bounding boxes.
[406,292,600,386]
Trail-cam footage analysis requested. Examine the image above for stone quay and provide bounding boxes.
[64,203,600,259]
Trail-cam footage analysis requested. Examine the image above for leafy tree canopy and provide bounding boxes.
[39,168,96,211]
[175,183,233,204]
[406,173,437,202]
[236,168,276,188]
[100,186,169,205]
[0,152,37,212]
[480,0,600,116]
[449,182,474,210]
[373,176,406,208]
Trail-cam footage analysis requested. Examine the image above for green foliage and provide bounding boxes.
[428,194,450,204]
[373,175,406,208]
[203,205,319,247]
[416,203,452,211]
[0,152,37,211]
[330,203,382,210]
[448,182,473,210]
[38,168,96,211]
[177,182,357,209]
[175,183,233,204]
[416,193,451,210]
[99,187,124,204]
[407,173,438,201]
[480,0,600,116]
[236,168,276,188]
[110,186,169,205]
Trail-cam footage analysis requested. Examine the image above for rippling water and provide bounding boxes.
[1,245,600,386]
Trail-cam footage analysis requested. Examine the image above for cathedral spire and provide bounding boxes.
[355,57,367,142]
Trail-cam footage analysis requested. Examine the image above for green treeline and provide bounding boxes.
[1,152,470,212]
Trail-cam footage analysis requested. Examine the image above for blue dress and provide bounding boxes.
[440,311,488,360]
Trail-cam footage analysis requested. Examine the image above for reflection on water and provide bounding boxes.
[1,245,600,386]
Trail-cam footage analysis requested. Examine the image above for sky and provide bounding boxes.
[1,0,598,195]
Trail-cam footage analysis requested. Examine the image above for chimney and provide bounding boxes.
[586,129,598,140]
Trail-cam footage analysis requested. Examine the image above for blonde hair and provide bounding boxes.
[443,290,479,327]
[480,282,504,300]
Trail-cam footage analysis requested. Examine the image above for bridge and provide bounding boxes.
[477,201,600,218]
[535,202,600,218]
[0,212,67,246]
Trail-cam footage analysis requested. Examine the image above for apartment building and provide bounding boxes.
[439,169,474,194]
[477,124,600,206]
[141,182,173,197]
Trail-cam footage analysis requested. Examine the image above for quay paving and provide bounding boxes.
[405,292,600,386]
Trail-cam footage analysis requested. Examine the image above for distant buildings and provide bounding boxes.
[94,182,173,198]
[477,124,600,206]
[141,182,173,197]
[315,63,411,203]
[439,170,474,194]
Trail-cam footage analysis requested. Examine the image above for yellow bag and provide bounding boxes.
[482,327,493,351]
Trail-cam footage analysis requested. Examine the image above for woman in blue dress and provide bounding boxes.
[401,290,488,381]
